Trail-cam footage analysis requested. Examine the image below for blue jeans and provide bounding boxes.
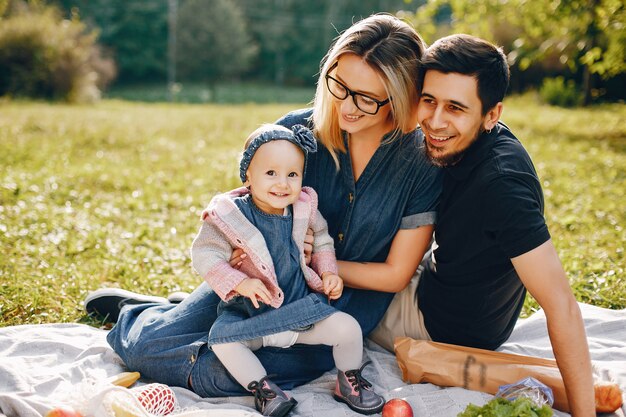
[107,282,393,396]
[208,293,336,346]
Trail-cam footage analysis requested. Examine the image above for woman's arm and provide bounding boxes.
[337,225,433,293]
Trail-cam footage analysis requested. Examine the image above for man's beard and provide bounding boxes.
[423,128,483,167]
[424,143,466,167]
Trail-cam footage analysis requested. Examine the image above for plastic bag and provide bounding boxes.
[495,376,554,407]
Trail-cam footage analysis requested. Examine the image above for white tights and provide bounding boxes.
[211,312,363,389]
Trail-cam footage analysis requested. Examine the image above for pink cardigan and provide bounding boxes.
[191,186,338,308]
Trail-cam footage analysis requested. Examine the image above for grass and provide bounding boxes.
[106,82,316,104]
[0,94,624,327]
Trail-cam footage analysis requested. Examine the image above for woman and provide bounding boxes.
[89,13,442,399]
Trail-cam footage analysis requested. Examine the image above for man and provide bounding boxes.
[370,34,595,416]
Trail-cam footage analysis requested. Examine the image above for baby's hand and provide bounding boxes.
[322,273,343,300]
[235,278,271,308]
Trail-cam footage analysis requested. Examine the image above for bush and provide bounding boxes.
[539,76,583,107]
[0,3,116,102]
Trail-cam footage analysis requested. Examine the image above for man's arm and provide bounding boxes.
[511,239,595,417]
[337,225,434,293]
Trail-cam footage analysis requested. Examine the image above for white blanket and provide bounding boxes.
[1,303,624,417]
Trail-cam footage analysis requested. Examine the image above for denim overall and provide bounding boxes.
[107,108,443,397]
[207,195,336,346]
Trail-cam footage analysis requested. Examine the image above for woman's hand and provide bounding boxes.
[229,248,247,269]
[235,278,271,308]
[322,273,344,300]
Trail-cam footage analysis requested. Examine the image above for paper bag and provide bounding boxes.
[393,337,571,412]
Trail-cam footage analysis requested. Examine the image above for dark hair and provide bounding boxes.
[419,34,510,115]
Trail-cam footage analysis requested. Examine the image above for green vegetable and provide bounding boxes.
[458,397,553,417]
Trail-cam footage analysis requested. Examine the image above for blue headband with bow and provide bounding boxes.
[239,124,317,183]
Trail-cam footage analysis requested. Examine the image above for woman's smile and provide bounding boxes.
[342,113,364,123]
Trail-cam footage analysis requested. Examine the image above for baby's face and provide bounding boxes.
[245,140,305,215]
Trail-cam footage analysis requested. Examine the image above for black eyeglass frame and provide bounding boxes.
[324,63,391,115]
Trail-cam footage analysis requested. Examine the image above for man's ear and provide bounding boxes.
[483,102,503,131]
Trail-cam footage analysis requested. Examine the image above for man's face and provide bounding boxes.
[417,70,490,167]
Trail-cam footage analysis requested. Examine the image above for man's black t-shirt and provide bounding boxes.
[418,122,551,350]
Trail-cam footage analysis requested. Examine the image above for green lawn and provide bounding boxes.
[0,95,624,327]
[106,82,316,104]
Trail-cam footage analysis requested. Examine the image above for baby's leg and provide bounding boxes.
[297,313,384,414]
[294,312,363,371]
[213,339,297,416]
[211,339,264,387]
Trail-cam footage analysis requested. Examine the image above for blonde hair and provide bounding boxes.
[312,14,426,167]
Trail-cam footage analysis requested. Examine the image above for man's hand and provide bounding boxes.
[229,248,247,269]
[303,227,314,265]
[235,278,271,308]
[322,273,343,300]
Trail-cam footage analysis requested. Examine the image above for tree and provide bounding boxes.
[175,0,256,86]
[58,0,168,82]
[56,0,425,87]
[410,0,626,105]
[110,1,169,81]
[236,0,424,86]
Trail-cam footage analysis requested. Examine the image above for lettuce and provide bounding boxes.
[458,397,553,417]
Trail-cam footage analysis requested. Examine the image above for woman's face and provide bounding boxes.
[329,53,393,138]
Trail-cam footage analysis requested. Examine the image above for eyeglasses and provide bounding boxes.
[324,65,390,115]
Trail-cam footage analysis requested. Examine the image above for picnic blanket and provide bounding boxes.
[1,302,624,417]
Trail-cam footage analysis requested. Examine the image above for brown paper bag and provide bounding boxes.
[393,337,571,412]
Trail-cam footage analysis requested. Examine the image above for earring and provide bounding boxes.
[486,128,492,134]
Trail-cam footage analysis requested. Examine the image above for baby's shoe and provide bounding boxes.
[247,376,297,417]
[333,361,385,415]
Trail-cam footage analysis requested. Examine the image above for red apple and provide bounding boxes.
[382,398,414,417]
[45,408,83,417]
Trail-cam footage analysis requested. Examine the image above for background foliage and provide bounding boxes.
[53,0,416,86]
[2,0,624,104]
[55,0,169,82]
[0,1,115,102]
[175,0,256,83]
[0,97,624,326]
[408,0,626,104]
